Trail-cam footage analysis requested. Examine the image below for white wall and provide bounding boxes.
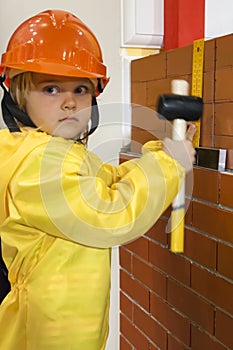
[205,0,233,39]
[0,1,122,349]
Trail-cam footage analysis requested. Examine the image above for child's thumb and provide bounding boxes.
[186,123,196,142]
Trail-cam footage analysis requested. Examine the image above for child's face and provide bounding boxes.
[25,73,94,139]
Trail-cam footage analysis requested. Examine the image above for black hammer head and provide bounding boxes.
[157,94,203,121]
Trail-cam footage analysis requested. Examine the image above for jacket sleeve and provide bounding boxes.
[9,138,185,248]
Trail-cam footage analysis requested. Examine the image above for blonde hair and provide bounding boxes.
[10,72,32,112]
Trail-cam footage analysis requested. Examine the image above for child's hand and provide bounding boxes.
[162,123,196,173]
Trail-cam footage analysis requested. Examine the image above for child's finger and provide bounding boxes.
[186,123,196,141]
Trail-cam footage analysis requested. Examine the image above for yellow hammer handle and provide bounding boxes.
[171,207,185,252]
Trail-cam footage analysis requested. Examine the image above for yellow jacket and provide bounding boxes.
[0,129,184,350]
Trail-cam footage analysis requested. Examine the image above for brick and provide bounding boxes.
[203,71,215,103]
[120,292,133,321]
[201,102,214,137]
[131,52,166,82]
[214,135,233,150]
[120,314,149,350]
[162,206,172,220]
[167,334,189,350]
[185,171,195,209]
[120,335,133,350]
[192,167,219,203]
[123,236,149,261]
[150,292,190,346]
[216,33,233,69]
[200,134,213,148]
[131,81,147,105]
[204,38,216,73]
[134,303,167,349]
[185,201,193,226]
[191,264,233,314]
[149,342,159,350]
[215,309,233,349]
[185,228,217,270]
[218,242,233,280]
[147,78,172,107]
[226,148,233,170]
[120,247,132,273]
[146,218,169,246]
[131,127,158,153]
[119,152,137,164]
[215,102,233,136]
[131,104,166,134]
[191,325,226,350]
[120,270,150,311]
[166,45,193,77]
[132,256,166,299]
[167,278,214,333]
[215,68,233,101]
[192,200,233,244]
[199,103,214,147]
[149,241,191,286]
[219,172,233,207]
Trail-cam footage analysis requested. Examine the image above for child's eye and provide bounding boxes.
[74,85,90,95]
[43,85,60,95]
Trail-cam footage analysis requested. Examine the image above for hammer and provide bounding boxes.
[157,80,203,253]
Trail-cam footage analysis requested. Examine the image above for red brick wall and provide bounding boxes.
[130,33,233,169]
[119,34,233,350]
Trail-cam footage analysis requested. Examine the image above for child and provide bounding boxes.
[0,9,196,350]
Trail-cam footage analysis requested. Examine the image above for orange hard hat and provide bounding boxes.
[0,9,108,89]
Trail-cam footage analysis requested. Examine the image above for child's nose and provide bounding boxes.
[61,93,77,110]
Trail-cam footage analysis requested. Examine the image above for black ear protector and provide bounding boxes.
[87,78,104,135]
[0,75,36,132]
[0,75,102,137]
[97,78,104,94]
[89,96,99,136]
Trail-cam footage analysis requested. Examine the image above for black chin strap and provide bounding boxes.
[0,75,36,132]
[0,76,100,136]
